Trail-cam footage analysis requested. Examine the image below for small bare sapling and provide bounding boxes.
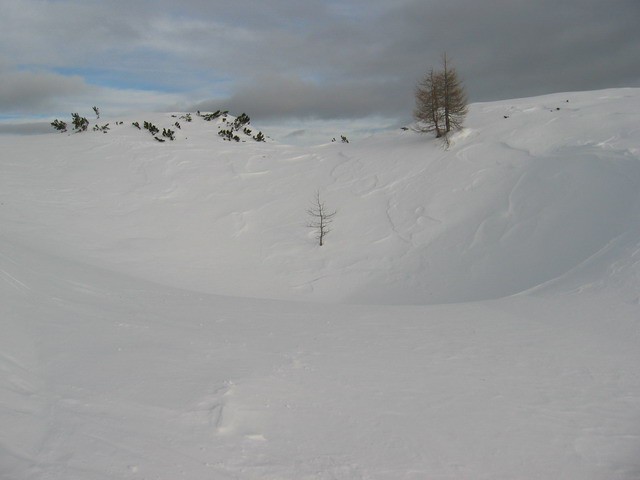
[307,191,336,246]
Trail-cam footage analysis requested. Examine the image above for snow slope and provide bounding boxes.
[1,89,640,479]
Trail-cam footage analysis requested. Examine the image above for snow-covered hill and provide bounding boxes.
[2,89,640,479]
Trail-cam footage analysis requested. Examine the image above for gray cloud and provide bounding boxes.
[0,121,52,135]
[376,0,640,100]
[0,0,638,124]
[191,74,410,120]
[188,0,640,121]
[0,2,143,67]
[0,70,90,113]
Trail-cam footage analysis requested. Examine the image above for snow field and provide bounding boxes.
[1,88,640,479]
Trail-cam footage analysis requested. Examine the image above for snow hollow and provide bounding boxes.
[2,88,640,479]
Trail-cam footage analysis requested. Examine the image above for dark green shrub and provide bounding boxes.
[232,113,250,130]
[92,123,110,133]
[143,121,159,135]
[218,129,240,142]
[162,128,175,141]
[51,119,67,132]
[71,113,89,132]
[202,112,216,121]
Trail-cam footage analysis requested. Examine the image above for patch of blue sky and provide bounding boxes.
[49,45,195,86]
[51,66,189,93]
[50,62,234,99]
[0,113,55,127]
[1,112,58,120]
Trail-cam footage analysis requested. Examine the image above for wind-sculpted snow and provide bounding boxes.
[3,91,640,304]
[1,89,640,479]
[348,144,640,303]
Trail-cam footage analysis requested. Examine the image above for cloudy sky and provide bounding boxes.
[1,0,639,141]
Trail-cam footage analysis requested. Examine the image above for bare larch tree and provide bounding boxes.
[307,191,336,247]
[414,53,467,145]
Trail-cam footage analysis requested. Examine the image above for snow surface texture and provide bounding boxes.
[1,89,640,479]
